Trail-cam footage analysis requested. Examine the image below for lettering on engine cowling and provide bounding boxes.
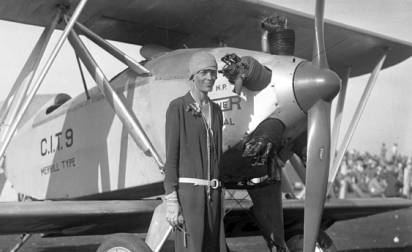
[212,95,241,112]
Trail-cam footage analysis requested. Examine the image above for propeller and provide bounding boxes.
[292,0,341,251]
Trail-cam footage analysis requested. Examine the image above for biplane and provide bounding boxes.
[0,0,412,251]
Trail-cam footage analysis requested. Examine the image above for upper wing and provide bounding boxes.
[0,198,410,236]
[1,0,411,77]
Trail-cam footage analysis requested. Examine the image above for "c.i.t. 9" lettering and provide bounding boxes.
[40,128,73,156]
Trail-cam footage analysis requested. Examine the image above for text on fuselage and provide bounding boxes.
[40,128,73,156]
[40,157,76,176]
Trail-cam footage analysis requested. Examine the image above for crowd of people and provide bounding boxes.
[332,143,412,199]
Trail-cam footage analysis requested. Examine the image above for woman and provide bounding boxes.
[163,51,226,252]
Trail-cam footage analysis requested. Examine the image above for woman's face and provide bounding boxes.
[193,69,217,93]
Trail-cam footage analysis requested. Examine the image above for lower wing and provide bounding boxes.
[0,198,410,237]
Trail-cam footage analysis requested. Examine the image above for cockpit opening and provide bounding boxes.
[45,93,71,115]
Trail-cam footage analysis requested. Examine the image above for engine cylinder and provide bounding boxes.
[261,15,295,55]
[269,29,295,55]
[241,56,272,91]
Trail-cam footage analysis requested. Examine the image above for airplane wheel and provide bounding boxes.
[286,231,337,252]
[96,234,151,252]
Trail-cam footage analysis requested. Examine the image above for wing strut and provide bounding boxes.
[10,234,32,252]
[0,11,59,138]
[327,51,387,195]
[289,154,306,184]
[329,68,350,164]
[73,21,150,76]
[67,27,165,168]
[327,67,350,192]
[0,0,89,161]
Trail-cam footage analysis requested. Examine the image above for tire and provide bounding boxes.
[286,231,337,252]
[96,234,152,252]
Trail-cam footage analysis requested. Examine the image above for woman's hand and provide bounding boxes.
[164,191,184,228]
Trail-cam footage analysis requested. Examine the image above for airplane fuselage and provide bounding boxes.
[5,47,308,200]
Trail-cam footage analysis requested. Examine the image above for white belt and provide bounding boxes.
[179,177,221,189]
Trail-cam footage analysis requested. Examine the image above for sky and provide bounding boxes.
[0,0,412,155]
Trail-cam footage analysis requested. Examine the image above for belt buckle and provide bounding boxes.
[210,179,220,189]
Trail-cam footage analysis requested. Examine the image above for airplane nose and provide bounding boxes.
[293,61,341,112]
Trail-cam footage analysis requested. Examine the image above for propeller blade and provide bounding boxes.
[313,0,328,69]
[304,100,331,252]
[299,0,341,250]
